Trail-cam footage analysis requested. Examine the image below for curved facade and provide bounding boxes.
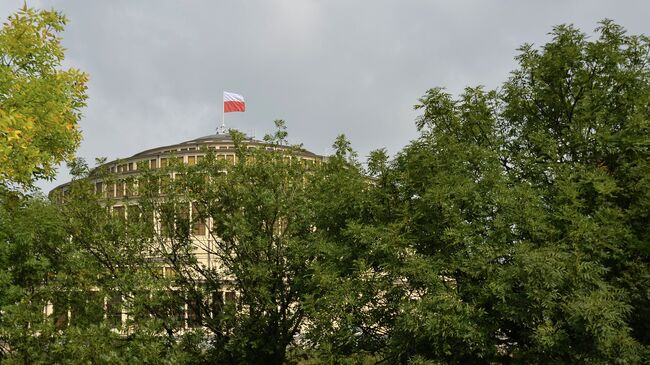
[52,133,325,257]
[47,133,325,328]
[52,133,323,195]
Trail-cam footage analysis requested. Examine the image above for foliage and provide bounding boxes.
[121,125,370,364]
[1,13,649,365]
[0,5,88,187]
[366,20,650,364]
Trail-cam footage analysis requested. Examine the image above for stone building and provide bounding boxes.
[48,132,324,328]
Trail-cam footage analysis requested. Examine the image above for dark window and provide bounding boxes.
[127,205,140,222]
[126,180,137,197]
[211,291,223,318]
[107,293,122,328]
[168,291,185,329]
[115,181,125,198]
[225,291,236,303]
[187,295,202,328]
[192,203,206,236]
[105,183,115,198]
[70,291,103,326]
[113,206,126,221]
[160,175,171,194]
[53,297,69,330]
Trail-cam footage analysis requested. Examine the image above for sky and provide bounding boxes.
[1,0,649,193]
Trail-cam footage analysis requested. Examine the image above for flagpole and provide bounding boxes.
[219,91,225,134]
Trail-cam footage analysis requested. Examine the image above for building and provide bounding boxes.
[48,132,325,329]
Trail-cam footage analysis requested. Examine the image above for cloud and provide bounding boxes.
[0,0,648,193]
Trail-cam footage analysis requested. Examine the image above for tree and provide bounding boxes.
[1,157,207,364]
[0,5,88,187]
[144,126,374,364]
[366,21,649,363]
[3,10,648,364]
[0,6,98,363]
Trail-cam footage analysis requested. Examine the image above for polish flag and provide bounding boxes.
[224,91,245,113]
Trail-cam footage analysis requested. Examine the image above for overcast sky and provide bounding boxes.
[1,1,649,193]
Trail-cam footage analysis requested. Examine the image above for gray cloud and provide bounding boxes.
[1,0,648,193]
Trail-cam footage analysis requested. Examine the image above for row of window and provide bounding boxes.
[111,203,207,236]
[111,155,209,173]
[109,153,319,173]
[96,174,190,199]
[97,181,137,199]
[51,290,237,330]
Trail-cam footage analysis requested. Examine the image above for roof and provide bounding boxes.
[49,132,324,195]
[131,133,251,158]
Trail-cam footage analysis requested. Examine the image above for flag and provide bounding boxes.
[223,91,245,113]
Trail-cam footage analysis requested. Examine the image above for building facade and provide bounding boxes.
[49,133,324,329]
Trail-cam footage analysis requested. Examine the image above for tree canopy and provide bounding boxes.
[0,11,648,365]
[0,5,88,187]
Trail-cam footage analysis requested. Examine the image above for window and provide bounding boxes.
[113,206,126,221]
[177,204,190,237]
[128,162,134,171]
[70,292,103,326]
[160,158,168,168]
[155,266,164,277]
[160,175,171,194]
[105,183,115,198]
[211,291,223,317]
[165,267,177,279]
[225,291,236,303]
[167,290,185,329]
[95,182,103,195]
[126,180,137,197]
[107,293,122,328]
[127,205,140,222]
[192,203,206,236]
[150,159,157,169]
[128,290,151,322]
[115,181,125,198]
[53,296,69,330]
[187,295,202,328]
[187,156,196,166]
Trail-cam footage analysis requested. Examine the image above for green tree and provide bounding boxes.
[1,158,206,364]
[0,5,88,187]
[369,21,649,364]
[124,124,372,364]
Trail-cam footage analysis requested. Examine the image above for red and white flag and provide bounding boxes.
[223,91,245,113]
